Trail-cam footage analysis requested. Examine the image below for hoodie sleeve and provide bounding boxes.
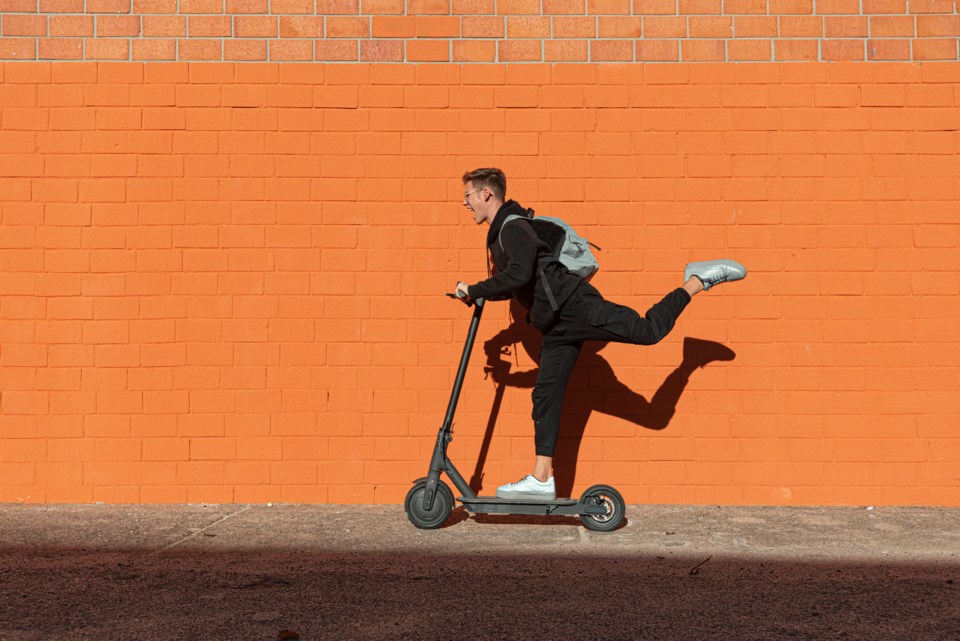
[467,222,539,301]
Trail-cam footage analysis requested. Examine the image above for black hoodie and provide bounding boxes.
[467,200,581,332]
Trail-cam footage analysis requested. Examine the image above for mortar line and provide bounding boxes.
[148,505,252,555]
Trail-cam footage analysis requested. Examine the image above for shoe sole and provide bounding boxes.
[496,490,557,500]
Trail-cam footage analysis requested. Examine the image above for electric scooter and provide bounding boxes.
[403,293,626,531]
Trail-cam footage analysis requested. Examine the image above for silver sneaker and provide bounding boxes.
[496,475,556,500]
[684,259,747,291]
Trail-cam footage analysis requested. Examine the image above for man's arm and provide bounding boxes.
[466,224,538,301]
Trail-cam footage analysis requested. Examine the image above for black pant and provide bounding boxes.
[532,282,691,457]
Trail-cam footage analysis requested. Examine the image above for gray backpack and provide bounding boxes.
[499,212,601,310]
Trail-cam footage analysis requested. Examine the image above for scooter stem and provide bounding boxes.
[423,297,486,509]
[440,297,485,434]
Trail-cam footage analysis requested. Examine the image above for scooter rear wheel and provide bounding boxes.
[404,480,454,529]
[579,484,626,532]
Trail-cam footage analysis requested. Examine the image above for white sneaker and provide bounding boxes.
[683,259,747,291]
[496,475,556,500]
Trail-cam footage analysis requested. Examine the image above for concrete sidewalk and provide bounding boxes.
[1,504,958,640]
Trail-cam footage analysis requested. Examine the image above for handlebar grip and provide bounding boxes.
[445,292,485,308]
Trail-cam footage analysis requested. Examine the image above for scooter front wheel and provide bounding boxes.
[404,480,454,529]
[579,484,626,532]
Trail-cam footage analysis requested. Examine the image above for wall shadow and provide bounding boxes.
[471,300,736,498]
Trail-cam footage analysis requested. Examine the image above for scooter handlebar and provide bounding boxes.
[445,292,484,307]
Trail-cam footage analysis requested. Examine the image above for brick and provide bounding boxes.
[871,16,916,38]
[46,16,90,39]
[682,40,726,62]
[908,0,954,13]
[134,0,178,10]
[769,0,813,13]
[132,39,177,61]
[636,39,679,61]
[825,16,867,38]
[272,0,313,11]
[0,39,36,61]
[822,40,865,61]
[550,16,594,38]
[775,39,819,61]
[416,16,460,37]
[180,0,221,11]
[3,15,48,37]
[779,16,823,38]
[862,0,905,11]
[541,40,586,63]
[498,0,539,13]
[407,40,450,62]
[723,0,766,12]
[364,0,405,13]
[917,15,960,37]
[188,16,232,37]
[589,0,630,12]
[819,0,860,11]
[913,39,958,61]
[597,16,641,38]
[591,40,634,62]
[680,0,721,12]
[86,0,131,11]
[38,39,83,61]
[461,15,503,38]
[41,0,85,9]
[326,17,370,37]
[85,39,131,60]
[226,0,269,11]
[645,16,686,38]
[506,16,550,38]
[689,17,732,38]
[181,40,224,61]
[97,16,141,37]
[728,39,771,61]
[143,16,187,38]
[407,0,448,13]
[453,39,497,62]
[234,16,278,38]
[268,40,313,61]
[733,16,776,38]
[370,16,412,38]
[314,40,359,61]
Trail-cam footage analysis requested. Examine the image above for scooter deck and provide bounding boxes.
[458,495,606,516]
[459,495,578,506]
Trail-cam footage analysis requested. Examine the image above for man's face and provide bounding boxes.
[462,181,487,224]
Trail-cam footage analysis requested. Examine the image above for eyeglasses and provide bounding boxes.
[463,188,483,199]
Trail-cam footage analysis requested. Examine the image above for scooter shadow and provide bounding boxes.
[469,513,630,530]
[440,506,630,530]
[471,300,736,500]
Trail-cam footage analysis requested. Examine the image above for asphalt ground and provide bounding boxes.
[1,504,958,641]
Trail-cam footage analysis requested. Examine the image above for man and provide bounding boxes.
[456,168,746,500]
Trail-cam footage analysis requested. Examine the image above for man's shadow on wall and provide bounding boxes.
[469,301,736,499]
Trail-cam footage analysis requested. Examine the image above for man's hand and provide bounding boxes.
[456,281,471,301]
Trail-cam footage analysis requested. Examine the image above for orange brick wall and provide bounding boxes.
[0,2,958,62]
[1,60,959,506]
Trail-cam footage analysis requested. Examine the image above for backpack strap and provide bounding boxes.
[537,262,559,312]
